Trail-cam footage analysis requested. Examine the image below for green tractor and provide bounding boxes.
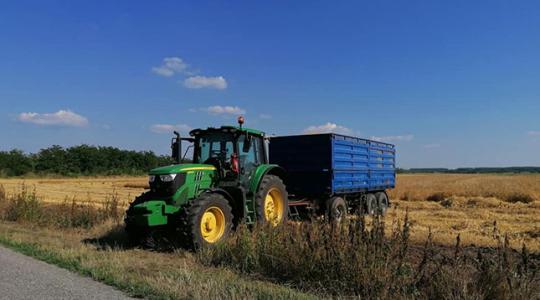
[125,117,288,248]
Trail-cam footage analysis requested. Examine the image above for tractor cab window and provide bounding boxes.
[238,135,264,175]
[195,133,235,165]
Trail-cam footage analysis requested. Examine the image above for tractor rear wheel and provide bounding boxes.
[255,175,288,226]
[326,196,347,222]
[178,192,233,249]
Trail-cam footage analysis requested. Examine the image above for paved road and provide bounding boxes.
[0,246,134,300]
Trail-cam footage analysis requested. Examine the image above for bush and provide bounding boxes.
[5,185,42,223]
[503,192,535,204]
[199,215,539,298]
[201,215,416,297]
[0,184,122,229]
[426,192,447,202]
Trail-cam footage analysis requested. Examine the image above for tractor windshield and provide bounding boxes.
[194,132,236,164]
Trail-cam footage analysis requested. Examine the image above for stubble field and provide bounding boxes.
[1,173,539,251]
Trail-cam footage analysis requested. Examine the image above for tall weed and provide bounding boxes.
[200,214,539,298]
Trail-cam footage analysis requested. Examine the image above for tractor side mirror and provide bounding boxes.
[242,134,252,153]
[171,131,182,163]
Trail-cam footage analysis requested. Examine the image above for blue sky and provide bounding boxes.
[1,1,539,168]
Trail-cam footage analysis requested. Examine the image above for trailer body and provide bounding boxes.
[269,133,395,197]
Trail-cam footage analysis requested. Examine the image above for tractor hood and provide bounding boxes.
[149,163,216,175]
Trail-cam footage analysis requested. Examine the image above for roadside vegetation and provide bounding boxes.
[0,182,538,299]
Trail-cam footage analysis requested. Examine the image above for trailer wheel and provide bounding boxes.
[326,197,347,222]
[178,192,233,249]
[255,175,288,226]
[375,192,389,215]
[365,193,377,215]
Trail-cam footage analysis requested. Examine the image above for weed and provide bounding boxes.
[0,184,5,202]
[503,192,535,204]
[426,192,447,202]
[5,185,42,223]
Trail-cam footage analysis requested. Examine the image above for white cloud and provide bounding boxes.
[150,124,192,134]
[528,131,540,136]
[183,76,227,89]
[371,134,414,143]
[259,114,272,119]
[152,57,188,77]
[423,143,441,149]
[17,110,88,127]
[303,122,353,135]
[200,105,246,115]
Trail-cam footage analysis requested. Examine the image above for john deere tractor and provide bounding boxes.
[125,117,288,248]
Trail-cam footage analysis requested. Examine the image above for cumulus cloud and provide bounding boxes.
[152,57,188,77]
[303,122,353,135]
[199,105,246,115]
[528,131,540,136]
[371,134,414,143]
[183,76,227,89]
[150,124,192,134]
[17,110,88,127]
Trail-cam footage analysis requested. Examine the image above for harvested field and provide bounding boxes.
[0,174,539,251]
[0,177,148,205]
[387,174,540,251]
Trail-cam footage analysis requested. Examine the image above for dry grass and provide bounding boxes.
[0,175,539,299]
[387,174,540,251]
[0,222,314,299]
[1,174,539,252]
[0,177,147,205]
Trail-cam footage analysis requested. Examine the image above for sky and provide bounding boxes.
[0,1,539,168]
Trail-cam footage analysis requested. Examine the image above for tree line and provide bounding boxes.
[0,145,173,177]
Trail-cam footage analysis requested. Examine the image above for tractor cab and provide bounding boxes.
[172,117,267,188]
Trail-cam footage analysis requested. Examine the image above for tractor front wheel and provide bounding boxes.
[179,192,233,249]
[255,175,288,226]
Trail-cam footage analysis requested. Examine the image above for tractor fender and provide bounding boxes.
[200,188,234,203]
[248,165,287,195]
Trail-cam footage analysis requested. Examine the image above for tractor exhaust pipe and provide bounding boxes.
[171,131,182,164]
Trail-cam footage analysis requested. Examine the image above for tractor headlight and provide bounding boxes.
[148,175,156,183]
[159,174,177,182]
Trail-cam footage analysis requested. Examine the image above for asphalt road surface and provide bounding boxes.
[0,245,134,300]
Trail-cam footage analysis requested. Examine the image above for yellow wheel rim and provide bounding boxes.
[264,188,284,226]
[200,206,226,243]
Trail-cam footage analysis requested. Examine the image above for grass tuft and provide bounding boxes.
[503,192,535,204]
[426,192,447,202]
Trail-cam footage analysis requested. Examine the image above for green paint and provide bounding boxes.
[249,164,281,194]
[149,163,215,175]
[131,200,180,227]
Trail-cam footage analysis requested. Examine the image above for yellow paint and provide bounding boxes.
[264,188,285,226]
[181,167,216,172]
[200,206,226,243]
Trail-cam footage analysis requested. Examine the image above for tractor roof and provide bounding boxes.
[189,126,265,137]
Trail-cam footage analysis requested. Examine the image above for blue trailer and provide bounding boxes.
[270,133,396,219]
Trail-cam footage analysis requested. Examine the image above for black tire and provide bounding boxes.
[375,192,389,215]
[125,192,153,244]
[178,192,233,249]
[255,175,288,226]
[326,196,347,222]
[365,193,377,215]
